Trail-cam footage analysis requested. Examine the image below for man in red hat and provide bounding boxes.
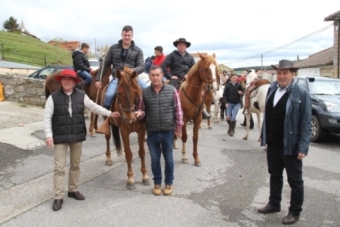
[44,69,120,212]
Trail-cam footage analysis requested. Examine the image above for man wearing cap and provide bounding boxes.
[161,38,210,119]
[258,60,311,225]
[44,69,120,211]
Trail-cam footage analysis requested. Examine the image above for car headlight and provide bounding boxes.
[324,102,340,113]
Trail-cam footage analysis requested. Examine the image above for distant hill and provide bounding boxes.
[0,31,72,67]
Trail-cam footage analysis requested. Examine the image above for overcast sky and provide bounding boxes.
[1,0,338,68]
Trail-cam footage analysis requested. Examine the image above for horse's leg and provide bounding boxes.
[257,112,262,142]
[207,103,212,129]
[94,114,99,132]
[89,112,96,137]
[105,133,112,166]
[121,130,135,190]
[181,121,188,164]
[243,113,250,140]
[214,100,219,123]
[138,128,150,186]
[193,118,202,167]
[173,134,178,149]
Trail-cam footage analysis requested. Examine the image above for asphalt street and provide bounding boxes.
[0,101,339,227]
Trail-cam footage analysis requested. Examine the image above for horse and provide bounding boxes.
[44,68,112,137]
[242,70,273,140]
[180,53,216,167]
[97,67,150,190]
[203,66,220,129]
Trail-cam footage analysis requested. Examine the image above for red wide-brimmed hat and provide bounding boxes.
[55,69,82,83]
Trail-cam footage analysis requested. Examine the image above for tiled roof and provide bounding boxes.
[324,10,340,21]
[294,47,333,68]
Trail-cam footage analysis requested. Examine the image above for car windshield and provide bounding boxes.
[89,60,99,67]
[309,79,340,95]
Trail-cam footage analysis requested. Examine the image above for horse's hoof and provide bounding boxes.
[182,158,189,164]
[208,126,212,130]
[142,179,150,186]
[90,133,96,137]
[194,162,202,167]
[105,160,113,166]
[173,145,178,149]
[126,182,135,190]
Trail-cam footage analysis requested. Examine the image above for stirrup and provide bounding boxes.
[202,110,211,119]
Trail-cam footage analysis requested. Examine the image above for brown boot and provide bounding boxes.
[229,121,236,136]
[153,185,161,196]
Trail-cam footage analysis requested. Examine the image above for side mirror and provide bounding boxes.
[308,77,315,82]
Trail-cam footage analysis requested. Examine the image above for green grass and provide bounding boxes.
[0,31,72,67]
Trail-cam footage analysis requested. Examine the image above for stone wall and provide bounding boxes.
[0,74,46,106]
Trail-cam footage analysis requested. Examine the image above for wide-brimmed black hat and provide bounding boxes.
[271,59,299,71]
[173,38,191,48]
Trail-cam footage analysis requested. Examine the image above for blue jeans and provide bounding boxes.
[77,71,92,85]
[104,77,148,108]
[226,102,241,121]
[147,130,174,185]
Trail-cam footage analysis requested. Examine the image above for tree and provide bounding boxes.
[3,17,20,32]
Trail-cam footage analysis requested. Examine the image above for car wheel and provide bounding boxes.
[311,115,325,142]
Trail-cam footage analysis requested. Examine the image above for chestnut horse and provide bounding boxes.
[44,68,112,136]
[180,53,216,167]
[97,67,150,190]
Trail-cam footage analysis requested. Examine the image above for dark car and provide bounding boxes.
[28,65,73,79]
[294,76,340,142]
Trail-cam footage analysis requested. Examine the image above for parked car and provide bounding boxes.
[294,76,340,142]
[28,65,73,79]
[88,58,100,70]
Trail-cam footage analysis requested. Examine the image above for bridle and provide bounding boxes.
[116,81,136,115]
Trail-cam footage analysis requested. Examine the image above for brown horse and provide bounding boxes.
[44,68,112,136]
[180,53,216,167]
[97,67,150,190]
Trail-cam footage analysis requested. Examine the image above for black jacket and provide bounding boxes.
[72,50,90,72]
[96,40,144,80]
[223,82,244,104]
[161,50,195,80]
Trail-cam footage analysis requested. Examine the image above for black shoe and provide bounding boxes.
[68,191,85,200]
[202,110,211,119]
[240,123,246,127]
[282,213,300,225]
[257,204,281,214]
[52,199,63,211]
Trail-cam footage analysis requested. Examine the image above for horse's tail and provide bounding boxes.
[111,124,122,156]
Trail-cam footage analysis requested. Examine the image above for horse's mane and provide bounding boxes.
[183,54,217,89]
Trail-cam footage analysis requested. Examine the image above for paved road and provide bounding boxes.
[0,101,339,227]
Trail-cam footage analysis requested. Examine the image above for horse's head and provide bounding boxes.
[194,53,218,91]
[116,67,141,123]
[246,69,258,87]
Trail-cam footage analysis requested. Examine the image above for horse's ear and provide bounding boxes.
[116,70,122,79]
[198,52,206,60]
[131,71,137,79]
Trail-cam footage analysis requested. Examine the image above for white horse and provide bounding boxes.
[242,70,276,140]
[139,72,151,86]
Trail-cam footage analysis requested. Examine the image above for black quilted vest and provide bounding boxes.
[51,88,86,144]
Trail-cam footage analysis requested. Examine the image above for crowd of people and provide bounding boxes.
[47,25,311,225]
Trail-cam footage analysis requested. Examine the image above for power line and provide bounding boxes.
[226,24,333,64]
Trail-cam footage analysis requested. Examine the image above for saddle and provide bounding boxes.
[167,77,186,91]
[244,79,270,109]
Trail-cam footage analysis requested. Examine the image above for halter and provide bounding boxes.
[117,81,136,115]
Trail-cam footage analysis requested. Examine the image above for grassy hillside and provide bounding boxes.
[0,31,72,67]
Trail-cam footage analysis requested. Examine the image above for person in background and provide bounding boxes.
[72,42,92,92]
[153,46,166,66]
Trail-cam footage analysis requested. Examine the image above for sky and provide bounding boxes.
[1,0,338,68]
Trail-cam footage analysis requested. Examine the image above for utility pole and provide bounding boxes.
[94,38,97,58]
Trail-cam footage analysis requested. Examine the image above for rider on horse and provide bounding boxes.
[161,38,211,119]
[95,25,148,109]
[72,42,92,93]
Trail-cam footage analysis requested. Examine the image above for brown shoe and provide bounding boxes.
[52,199,63,211]
[68,191,85,200]
[257,204,281,214]
[153,185,161,196]
[282,213,299,225]
[163,185,173,196]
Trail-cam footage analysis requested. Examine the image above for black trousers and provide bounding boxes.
[267,144,304,216]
